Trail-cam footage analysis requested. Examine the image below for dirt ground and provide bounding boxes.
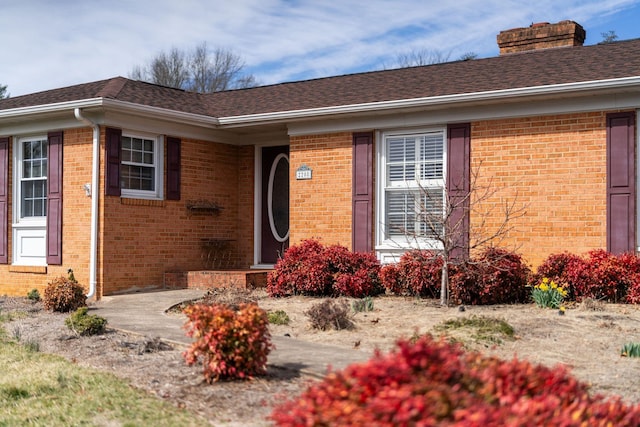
[2,290,640,426]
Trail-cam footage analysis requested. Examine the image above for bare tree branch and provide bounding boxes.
[389,161,527,305]
[129,43,258,93]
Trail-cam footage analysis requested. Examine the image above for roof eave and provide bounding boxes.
[0,98,221,129]
[101,99,220,128]
[217,76,640,127]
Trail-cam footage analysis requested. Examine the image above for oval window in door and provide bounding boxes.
[268,153,290,243]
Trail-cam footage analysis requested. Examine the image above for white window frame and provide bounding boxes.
[376,127,447,263]
[13,135,48,266]
[120,132,164,200]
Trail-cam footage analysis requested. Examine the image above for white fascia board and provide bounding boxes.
[218,76,640,127]
[0,98,104,119]
[289,91,640,136]
[0,98,220,129]
[100,99,220,128]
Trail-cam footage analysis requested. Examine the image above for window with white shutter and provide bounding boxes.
[377,129,446,261]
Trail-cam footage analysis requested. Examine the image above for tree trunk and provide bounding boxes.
[440,261,449,306]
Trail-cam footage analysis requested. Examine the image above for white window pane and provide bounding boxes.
[384,130,445,242]
[132,151,142,163]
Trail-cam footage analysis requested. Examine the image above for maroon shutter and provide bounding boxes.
[607,112,636,254]
[166,136,181,200]
[352,132,373,252]
[105,127,121,196]
[47,131,63,265]
[447,123,471,261]
[0,137,8,264]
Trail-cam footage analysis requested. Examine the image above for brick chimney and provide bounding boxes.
[497,20,586,55]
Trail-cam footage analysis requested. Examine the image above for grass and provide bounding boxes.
[268,309,290,325]
[0,325,207,426]
[434,315,515,345]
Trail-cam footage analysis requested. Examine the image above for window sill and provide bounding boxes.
[120,198,165,208]
[10,265,47,274]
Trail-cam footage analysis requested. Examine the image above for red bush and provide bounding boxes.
[449,247,530,305]
[622,252,640,303]
[531,252,583,299]
[381,250,443,298]
[270,336,640,426]
[267,239,332,297]
[266,239,383,298]
[534,250,640,303]
[574,250,628,302]
[183,302,272,382]
[43,276,87,313]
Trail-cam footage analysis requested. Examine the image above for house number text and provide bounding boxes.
[296,165,312,180]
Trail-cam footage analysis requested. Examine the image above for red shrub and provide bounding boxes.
[183,302,272,382]
[531,252,583,299]
[380,264,402,295]
[535,251,640,303]
[450,247,530,305]
[43,276,87,313]
[267,239,332,297]
[270,336,640,426]
[266,239,382,298]
[577,250,627,302]
[622,253,640,303]
[381,250,443,297]
[558,250,633,302]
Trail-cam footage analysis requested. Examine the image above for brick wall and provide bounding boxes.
[290,132,353,248]
[100,133,250,294]
[471,112,608,267]
[0,128,93,296]
[236,145,255,266]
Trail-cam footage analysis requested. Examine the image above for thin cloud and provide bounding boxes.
[1,0,639,96]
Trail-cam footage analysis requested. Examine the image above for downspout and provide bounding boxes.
[74,108,99,299]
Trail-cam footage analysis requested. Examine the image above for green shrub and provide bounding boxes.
[65,307,107,336]
[183,302,273,382]
[271,336,640,426]
[305,299,352,331]
[351,296,374,313]
[267,310,290,325]
[26,289,40,302]
[434,315,515,345]
[43,276,86,313]
[621,342,640,358]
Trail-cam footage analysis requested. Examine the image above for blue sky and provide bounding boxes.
[2,0,640,97]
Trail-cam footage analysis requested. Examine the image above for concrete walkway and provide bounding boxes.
[91,289,372,378]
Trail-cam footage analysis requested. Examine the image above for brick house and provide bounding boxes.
[0,20,638,298]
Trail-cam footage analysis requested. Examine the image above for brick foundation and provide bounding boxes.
[164,270,269,290]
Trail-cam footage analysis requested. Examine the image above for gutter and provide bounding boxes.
[73,108,99,299]
[217,76,640,126]
[0,98,220,129]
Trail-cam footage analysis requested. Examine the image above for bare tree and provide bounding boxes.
[395,49,451,67]
[130,43,258,92]
[0,84,9,99]
[389,163,526,306]
[189,43,257,92]
[386,49,478,69]
[458,52,478,61]
[600,30,619,44]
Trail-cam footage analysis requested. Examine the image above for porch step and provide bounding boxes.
[164,270,271,290]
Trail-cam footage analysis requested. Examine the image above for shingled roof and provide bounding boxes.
[2,38,640,119]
